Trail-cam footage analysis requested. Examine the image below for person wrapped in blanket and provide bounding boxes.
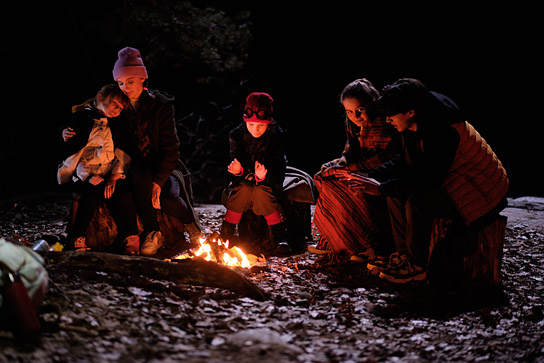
[310,79,400,263]
[340,78,508,283]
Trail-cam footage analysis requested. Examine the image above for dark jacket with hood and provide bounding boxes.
[121,89,181,188]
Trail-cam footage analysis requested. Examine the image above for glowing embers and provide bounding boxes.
[174,233,265,269]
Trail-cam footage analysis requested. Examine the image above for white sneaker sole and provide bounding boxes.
[307,245,327,255]
[378,271,427,283]
[367,262,385,275]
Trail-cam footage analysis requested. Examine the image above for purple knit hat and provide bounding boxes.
[112,47,148,80]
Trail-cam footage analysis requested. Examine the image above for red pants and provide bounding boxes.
[225,182,282,225]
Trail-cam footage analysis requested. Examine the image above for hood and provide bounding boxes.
[419,91,465,129]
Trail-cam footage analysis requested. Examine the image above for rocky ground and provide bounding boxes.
[0,194,543,362]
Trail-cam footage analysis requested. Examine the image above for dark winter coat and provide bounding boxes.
[369,91,508,225]
[120,89,181,188]
[228,121,287,193]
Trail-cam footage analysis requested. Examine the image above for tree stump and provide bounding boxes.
[427,215,507,285]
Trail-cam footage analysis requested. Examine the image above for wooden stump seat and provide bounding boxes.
[427,215,507,285]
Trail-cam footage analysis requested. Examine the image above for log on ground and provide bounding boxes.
[47,251,269,301]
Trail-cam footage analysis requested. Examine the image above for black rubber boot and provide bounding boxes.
[220,221,237,243]
[270,222,292,256]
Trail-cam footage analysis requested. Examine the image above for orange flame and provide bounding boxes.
[174,235,263,269]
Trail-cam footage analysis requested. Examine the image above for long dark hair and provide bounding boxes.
[340,78,380,120]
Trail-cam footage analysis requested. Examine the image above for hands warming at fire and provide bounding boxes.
[227,158,242,175]
[227,159,267,181]
[254,161,267,181]
[336,169,381,195]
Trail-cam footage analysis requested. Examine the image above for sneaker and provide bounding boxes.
[73,236,89,252]
[366,255,388,274]
[140,231,164,256]
[124,235,140,255]
[378,254,427,283]
[307,244,328,255]
[368,251,404,271]
[350,247,376,263]
[220,221,237,242]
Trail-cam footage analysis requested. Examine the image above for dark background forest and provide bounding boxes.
[1,1,540,203]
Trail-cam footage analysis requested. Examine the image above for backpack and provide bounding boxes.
[0,238,49,338]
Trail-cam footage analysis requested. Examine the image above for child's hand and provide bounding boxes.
[88,175,104,186]
[104,179,117,199]
[151,182,161,209]
[227,158,242,175]
[254,161,267,181]
[103,174,122,199]
[62,127,76,142]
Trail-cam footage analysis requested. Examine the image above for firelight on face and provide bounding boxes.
[386,110,417,132]
[246,122,268,138]
[98,97,125,118]
[342,97,370,128]
[116,77,145,100]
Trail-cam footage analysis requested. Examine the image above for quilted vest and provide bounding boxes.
[442,121,509,224]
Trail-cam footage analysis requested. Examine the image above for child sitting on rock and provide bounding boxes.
[221,92,291,255]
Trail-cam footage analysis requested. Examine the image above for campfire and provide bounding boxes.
[173,233,265,269]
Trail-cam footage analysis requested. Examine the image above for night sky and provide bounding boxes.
[1,2,540,201]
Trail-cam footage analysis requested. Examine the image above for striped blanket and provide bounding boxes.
[312,174,393,256]
[312,117,399,257]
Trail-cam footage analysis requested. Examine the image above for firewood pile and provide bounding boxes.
[0,194,543,362]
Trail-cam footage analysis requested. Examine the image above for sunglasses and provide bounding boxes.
[244,108,271,120]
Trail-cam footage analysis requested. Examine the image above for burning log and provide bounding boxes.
[173,232,266,270]
[47,251,269,301]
